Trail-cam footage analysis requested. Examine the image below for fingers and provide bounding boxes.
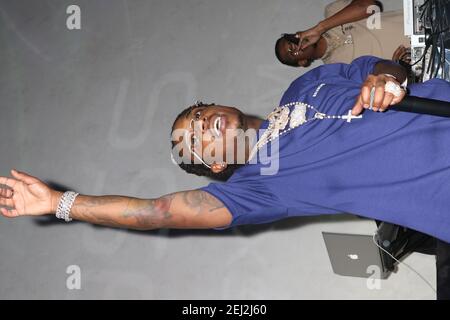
[10,169,38,185]
[294,32,303,49]
[351,94,365,116]
[402,56,411,64]
[0,187,14,198]
[0,197,14,207]
[299,37,312,50]
[0,175,18,188]
[392,46,412,65]
[401,48,411,64]
[392,45,405,60]
[0,169,38,190]
[391,88,406,105]
[0,182,19,218]
[295,31,313,50]
[0,207,19,218]
[380,92,395,112]
[372,80,386,112]
[359,75,404,113]
[360,76,375,107]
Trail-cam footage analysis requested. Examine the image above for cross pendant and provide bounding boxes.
[342,109,362,123]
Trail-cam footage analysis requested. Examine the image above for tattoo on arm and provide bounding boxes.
[72,190,225,230]
[122,191,224,229]
[74,196,127,228]
[181,190,225,214]
[122,194,175,230]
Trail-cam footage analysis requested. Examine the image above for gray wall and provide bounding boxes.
[0,0,436,299]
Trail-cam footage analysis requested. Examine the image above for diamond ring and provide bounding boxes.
[385,81,403,97]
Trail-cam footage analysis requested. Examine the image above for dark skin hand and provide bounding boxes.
[392,45,411,65]
[351,61,407,115]
[295,0,378,52]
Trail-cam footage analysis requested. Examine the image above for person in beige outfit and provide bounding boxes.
[275,0,410,67]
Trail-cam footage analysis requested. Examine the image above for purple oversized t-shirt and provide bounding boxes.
[202,56,450,243]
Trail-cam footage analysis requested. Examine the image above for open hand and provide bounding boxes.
[0,169,58,218]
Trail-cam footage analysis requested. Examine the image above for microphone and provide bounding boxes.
[390,95,450,118]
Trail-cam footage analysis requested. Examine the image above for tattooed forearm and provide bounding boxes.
[70,195,129,228]
[122,194,175,230]
[69,193,176,230]
[67,190,229,230]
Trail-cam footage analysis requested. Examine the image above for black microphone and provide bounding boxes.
[389,95,450,118]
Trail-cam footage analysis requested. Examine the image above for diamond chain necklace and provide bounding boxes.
[247,102,363,162]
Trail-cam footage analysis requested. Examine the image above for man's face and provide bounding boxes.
[277,37,315,67]
[172,105,248,169]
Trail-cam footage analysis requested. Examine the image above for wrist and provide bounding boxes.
[50,190,64,213]
[315,21,327,34]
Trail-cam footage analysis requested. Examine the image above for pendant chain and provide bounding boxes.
[248,102,362,161]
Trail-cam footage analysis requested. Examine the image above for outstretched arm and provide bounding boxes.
[67,190,231,230]
[0,169,232,230]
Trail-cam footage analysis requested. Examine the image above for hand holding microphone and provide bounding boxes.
[352,74,450,118]
[352,74,406,115]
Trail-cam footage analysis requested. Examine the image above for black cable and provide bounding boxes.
[419,0,450,80]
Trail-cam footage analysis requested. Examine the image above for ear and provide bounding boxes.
[210,162,227,174]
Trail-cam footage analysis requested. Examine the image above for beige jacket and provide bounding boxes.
[321,0,410,64]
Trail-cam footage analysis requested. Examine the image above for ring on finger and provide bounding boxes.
[385,81,403,97]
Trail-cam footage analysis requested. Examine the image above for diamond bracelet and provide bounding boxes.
[55,191,79,222]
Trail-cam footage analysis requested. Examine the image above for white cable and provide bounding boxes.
[372,234,436,294]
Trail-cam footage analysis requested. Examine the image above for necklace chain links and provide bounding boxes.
[248,102,362,161]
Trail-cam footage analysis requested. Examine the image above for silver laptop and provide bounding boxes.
[322,232,390,279]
